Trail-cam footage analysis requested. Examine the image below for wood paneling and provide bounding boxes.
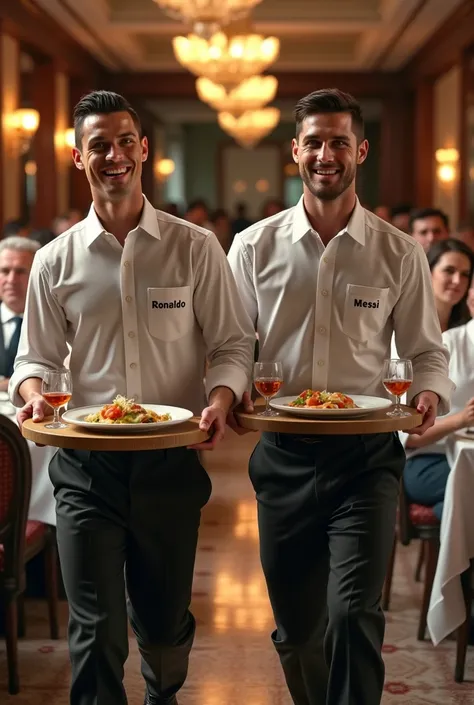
[379,92,415,207]
[403,0,474,83]
[68,79,94,215]
[31,60,58,228]
[0,0,103,79]
[413,81,434,207]
[108,70,405,101]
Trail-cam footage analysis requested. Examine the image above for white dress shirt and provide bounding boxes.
[1,302,22,349]
[10,197,255,414]
[402,321,474,457]
[228,196,452,412]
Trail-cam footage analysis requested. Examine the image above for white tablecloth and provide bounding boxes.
[0,397,56,526]
[427,434,474,645]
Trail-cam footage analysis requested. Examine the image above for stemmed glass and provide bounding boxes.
[41,369,73,429]
[382,359,413,417]
[253,361,283,417]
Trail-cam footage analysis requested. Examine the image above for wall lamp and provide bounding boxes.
[5,108,40,156]
[154,158,175,182]
[435,147,459,184]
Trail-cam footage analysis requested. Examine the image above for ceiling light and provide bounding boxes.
[196,75,277,116]
[218,107,280,148]
[153,0,263,36]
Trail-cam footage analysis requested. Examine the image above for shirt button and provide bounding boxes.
[128,331,135,338]
[318,359,325,367]
[319,326,326,334]
[321,289,328,297]
[123,261,130,268]
[130,362,137,369]
[125,295,132,303]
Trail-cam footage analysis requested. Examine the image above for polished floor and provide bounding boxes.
[1,430,473,703]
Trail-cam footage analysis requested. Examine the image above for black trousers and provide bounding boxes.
[249,432,405,705]
[49,447,212,705]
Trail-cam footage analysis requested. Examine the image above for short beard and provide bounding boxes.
[300,164,356,201]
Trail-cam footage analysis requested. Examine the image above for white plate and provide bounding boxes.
[269,394,393,418]
[61,404,194,433]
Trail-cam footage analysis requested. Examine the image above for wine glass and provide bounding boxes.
[41,369,73,429]
[253,361,283,417]
[382,359,413,417]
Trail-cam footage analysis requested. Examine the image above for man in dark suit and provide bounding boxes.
[0,236,39,391]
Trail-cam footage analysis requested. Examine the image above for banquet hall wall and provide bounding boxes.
[0,0,474,234]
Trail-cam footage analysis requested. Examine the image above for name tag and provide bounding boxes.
[353,298,380,309]
[151,300,186,310]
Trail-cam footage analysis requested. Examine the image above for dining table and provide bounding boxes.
[427,430,474,645]
[0,392,56,526]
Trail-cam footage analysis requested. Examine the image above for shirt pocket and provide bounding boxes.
[342,284,389,342]
[147,286,192,341]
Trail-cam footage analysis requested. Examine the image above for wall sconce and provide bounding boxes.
[435,147,459,184]
[55,127,76,166]
[64,128,75,149]
[154,158,175,182]
[5,108,40,155]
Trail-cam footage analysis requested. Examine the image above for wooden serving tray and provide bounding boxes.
[235,399,422,435]
[22,417,209,451]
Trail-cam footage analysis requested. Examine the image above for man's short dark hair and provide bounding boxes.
[73,90,142,150]
[409,207,450,233]
[2,217,29,238]
[294,88,364,142]
[390,204,412,218]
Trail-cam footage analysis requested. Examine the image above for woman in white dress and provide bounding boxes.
[403,239,474,518]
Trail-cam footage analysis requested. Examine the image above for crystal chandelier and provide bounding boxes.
[153,0,263,36]
[172,31,279,88]
[196,75,277,116]
[218,107,280,148]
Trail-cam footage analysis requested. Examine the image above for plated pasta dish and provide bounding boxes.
[84,395,172,424]
[288,389,359,409]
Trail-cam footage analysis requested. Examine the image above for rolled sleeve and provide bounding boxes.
[194,233,254,406]
[9,255,69,407]
[393,244,453,415]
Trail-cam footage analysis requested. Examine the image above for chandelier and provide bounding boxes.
[196,75,277,116]
[172,31,279,87]
[153,1,263,35]
[218,107,280,148]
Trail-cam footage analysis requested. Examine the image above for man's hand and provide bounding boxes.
[227,390,256,436]
[17,392,47,431]
[189,385,235,451]
[408,390,439,436]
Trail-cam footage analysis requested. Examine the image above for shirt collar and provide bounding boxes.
[1,302,22,324]
[84,195,160,247]
[292,195,366,246]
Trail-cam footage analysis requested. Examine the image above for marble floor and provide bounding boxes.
[1,430,473,703]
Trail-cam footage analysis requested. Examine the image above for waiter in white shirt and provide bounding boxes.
[11,90,254,705]
[0,236,40,390]
[228,88,452,705]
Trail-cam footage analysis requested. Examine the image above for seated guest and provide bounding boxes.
[404,319,474,519]
[373,204,391,221]
[184,198,211,228]
[390,204,412,232]
[0,236,40,391]
[2,217,30,239]
[210,208,231,253]
[455,221,474,252]
[231,202,253,235]
[409,207,450,252]
[426,239,473,332]
[403,239,474,517]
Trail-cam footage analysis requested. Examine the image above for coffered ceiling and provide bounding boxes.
[35,0,464,73]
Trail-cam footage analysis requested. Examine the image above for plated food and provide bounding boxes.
[270,394,392,418]
[84,395,172,424]
[288,389,359,409]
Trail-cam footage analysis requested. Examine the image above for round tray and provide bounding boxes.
[235,400,422,435]
[22,417,209,451]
